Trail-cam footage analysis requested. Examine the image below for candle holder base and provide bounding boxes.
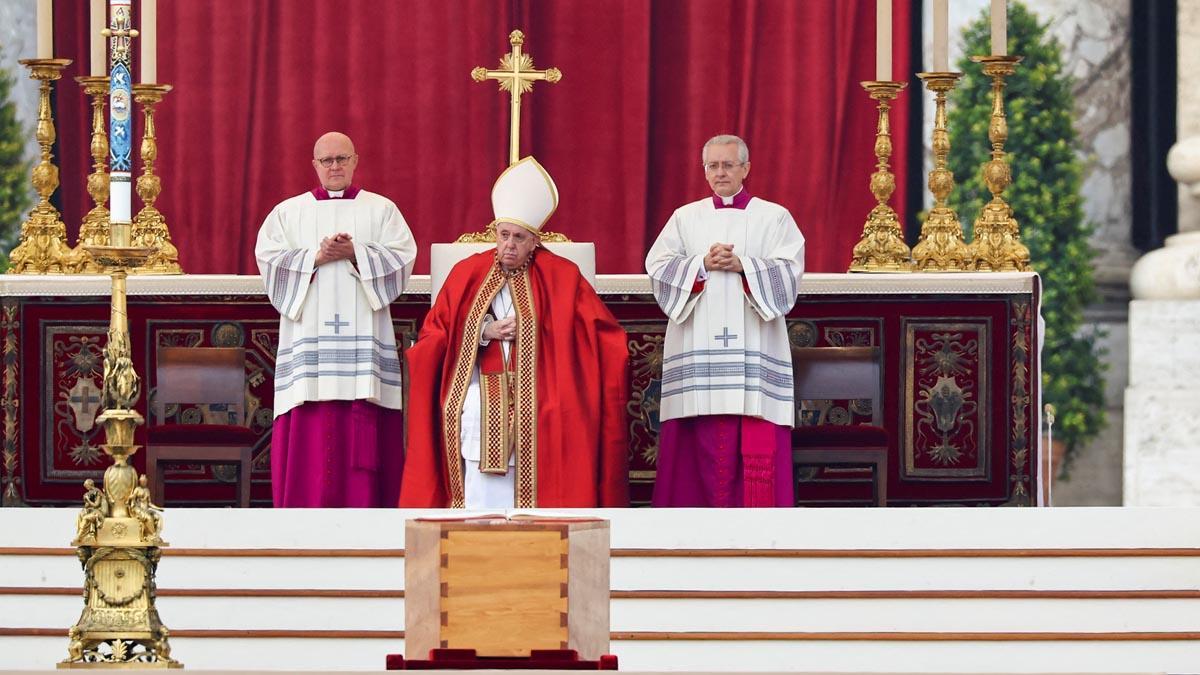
[131,83,182,275]
[849,80,913,273]
[68,76,113,274]
[9,59,73,275]
[913,71,972,272]
[968,55,1030,272]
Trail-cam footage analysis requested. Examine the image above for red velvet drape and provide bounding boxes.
[52,0,912,275]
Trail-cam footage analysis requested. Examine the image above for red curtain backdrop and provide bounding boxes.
[52,0,913,275]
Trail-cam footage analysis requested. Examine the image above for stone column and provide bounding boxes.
[1123,0,1200,505]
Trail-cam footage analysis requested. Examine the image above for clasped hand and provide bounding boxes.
[315,232,355,266]
[483,316,517,342]
[703,242,742,273]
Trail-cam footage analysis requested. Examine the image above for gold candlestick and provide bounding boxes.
[968,55,1030,272]
[63,242,181,668]
[849,80,914,273]
[913,72,971,271]
[8,59,73,275]
[131,84,182,275]
[68,76,112,274]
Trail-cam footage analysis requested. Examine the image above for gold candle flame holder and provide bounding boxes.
[849,80,914,273]
[68,76,112,274]
[131,83,182,275]
[8,59,73,275]
[968,55,1030,272]
[913,72,971,271]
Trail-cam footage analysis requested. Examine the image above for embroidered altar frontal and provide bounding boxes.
[0,272,1039,508]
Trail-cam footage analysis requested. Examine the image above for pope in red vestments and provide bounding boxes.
[401,158,630,508]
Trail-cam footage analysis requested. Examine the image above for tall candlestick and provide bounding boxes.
[36,0,53,59]
[876,0,892,81]
[913,72,970,271]
[90,0,105,76]
[932,0,949,72]
[850,80,913,272]
[969,55,1029,271]
[991,0,1007,56]
[8,58,73,274]
[141,0,156,83]
[132,83,182,274]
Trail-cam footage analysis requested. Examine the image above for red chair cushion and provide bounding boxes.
[148,423,259,445]
[793,424,888,446]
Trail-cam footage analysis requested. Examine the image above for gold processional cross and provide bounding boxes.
[472,30,561,166]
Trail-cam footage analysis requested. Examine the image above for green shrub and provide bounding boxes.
[0,66,31,272]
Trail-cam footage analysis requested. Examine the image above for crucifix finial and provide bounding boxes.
[471,30,561,166]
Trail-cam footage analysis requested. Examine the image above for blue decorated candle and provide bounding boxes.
[108,0,133,242]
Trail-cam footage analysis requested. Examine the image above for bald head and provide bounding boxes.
[311,132,359,191]
[313,132,354,158]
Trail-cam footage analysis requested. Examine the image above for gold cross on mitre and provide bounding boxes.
[472,30,561,166]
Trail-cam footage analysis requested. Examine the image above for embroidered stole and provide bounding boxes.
[477,338,515,474]
[441,263,540,508]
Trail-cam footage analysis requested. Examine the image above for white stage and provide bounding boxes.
[1,507,1198,673]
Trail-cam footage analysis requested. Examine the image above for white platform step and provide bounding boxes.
[2,507,1199,672]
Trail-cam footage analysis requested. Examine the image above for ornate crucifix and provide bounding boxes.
[472,30,561,166]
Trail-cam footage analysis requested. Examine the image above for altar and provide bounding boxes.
[0,272,1040,508]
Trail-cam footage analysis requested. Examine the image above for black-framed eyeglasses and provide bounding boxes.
[316,154,356,168]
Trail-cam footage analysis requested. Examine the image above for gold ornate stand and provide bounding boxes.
[131,84,182,275]
[8,59,73,275]
[69,76,112,274]
[60,243,181,669]
[968,55,1030,272]
[912,72,971,271]
[849,81,913,273]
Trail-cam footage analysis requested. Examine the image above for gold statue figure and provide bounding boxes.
[73,479,109,546]
[129,475,163,545]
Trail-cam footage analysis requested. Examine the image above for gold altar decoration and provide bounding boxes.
[968,55,1030,272]
[68,76,112,274]
[8,59,73,275]
[472,29,561,167]
[849,80,913,273]
[59,241,181,669]
[912,72,971,272]
[131,84,183,275]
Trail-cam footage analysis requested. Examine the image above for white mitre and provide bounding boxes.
[490,157,559,234]
[429,156,596,302]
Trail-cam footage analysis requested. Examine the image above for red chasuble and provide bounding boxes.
[401,249,630,508]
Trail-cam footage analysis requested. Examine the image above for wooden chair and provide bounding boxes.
[792,346,888,506]
[145,347,257,507]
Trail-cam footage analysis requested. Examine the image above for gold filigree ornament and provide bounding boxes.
[968,56,1030,272]
[913,72,972,271]
[8,59,74,275]
[849,81,914,272]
